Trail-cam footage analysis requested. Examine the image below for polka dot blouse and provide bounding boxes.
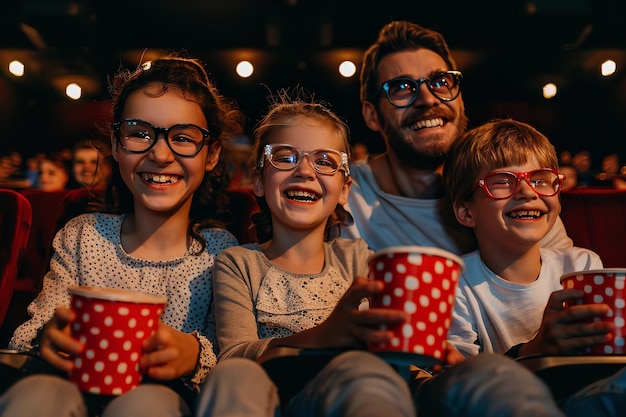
[9,212,238,385]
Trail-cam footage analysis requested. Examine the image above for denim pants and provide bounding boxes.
[559,366,626,417]
[0,374,191,417]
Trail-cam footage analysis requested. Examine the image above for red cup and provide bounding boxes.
[367,246,465,359]
[561,269,626,354]
[68,286,167,395]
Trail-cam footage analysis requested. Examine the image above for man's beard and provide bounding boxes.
[383,124,450,171]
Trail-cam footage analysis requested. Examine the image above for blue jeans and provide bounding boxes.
[0,374,191,417]
[196,357,280,417]
[283,350,414,417]
[414,354,566,417]
[559,366,626,417]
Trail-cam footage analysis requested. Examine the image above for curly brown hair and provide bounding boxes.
[102,54,246,252]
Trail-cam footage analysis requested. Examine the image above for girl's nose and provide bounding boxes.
[293,154,316,178]
[148,134,176,164]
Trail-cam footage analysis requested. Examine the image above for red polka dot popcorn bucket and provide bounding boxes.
[367,246,464,361]
[561,269,626,355]
[68,286,167,395]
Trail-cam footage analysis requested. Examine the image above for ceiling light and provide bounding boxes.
[338,60,356,78]
[542,83,557,99]
[9,60,24,77]
[601,60,616,77]
[66,83,82,100]
[236,61,254,78]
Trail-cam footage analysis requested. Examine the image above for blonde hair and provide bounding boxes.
[250,87,352,243]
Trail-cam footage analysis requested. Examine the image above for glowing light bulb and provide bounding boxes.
[542,83,557,99]
[66,83,82,100]
[601,60,616,77]
[9,60,24,77]
[236,61,254,78]
[339,61,356,78]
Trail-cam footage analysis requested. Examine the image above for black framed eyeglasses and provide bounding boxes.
[378,70,463,108]
[111,118,212,157]
[473,168,565,200]
[259,143,350,176]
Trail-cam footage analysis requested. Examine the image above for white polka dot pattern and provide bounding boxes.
[368,247,463,359]
[68,290,165,395]
[561,269,626,354]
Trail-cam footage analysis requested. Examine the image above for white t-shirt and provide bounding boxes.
[342,162,573,254]
[448,247,603,357]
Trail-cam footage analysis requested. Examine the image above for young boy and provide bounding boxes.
[443,118,626,416]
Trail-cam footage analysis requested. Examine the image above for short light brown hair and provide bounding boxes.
[443,118,559,205]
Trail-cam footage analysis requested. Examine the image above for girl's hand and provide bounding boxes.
[39,307,83,372]
[522,288,614,356]
[442,341,464,365]
[139,322,200,380]
[311,276,406,348]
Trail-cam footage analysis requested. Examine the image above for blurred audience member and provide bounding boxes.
[71,139,112,189]
[558,149,573,166]
[37,153,72,191]
[600,153,620,175]
[352,142,370,163]
[572,150,597,187]
[24,153,45,187]
[595,153,620,188]
[0,152,31,188]
[0,155,14,180]
[559,164,578,191]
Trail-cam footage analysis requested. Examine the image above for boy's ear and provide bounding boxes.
[252,169,264,197]
[204,141,221,171]
[362,101,382,132]
[453,200,476,228]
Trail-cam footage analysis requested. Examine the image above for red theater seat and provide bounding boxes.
[0,187,258,346]
[0,189,32,327]
[560,188,626,268]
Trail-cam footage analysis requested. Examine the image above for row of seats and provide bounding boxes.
[0,187,259,345]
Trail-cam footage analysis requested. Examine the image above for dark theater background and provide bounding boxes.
[1,0,625,167]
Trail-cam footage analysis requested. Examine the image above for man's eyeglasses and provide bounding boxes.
[378,70,463,108]
[111,118,212,157]
[259,143,350,176]
[473,169,565,200]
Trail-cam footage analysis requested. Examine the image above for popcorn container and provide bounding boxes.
[367,246,464,360]
[561,269,626,354]
[68,286,166,395]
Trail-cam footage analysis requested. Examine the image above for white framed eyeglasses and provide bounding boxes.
[259,143,350,176]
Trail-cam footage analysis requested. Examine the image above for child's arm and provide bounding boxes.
[214,248,275,360]
[258,277,405,361]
